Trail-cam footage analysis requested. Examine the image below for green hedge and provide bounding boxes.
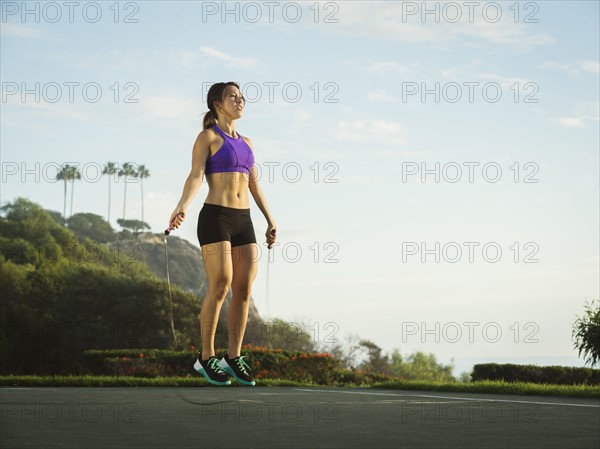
[472,363,600,385]
[82,346,398,386]
[2,376,598,398]
[84,345,366,385]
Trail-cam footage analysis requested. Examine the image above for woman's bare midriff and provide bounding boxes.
[204,171,251,209]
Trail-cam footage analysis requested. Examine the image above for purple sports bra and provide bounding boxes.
[205,125,255,175]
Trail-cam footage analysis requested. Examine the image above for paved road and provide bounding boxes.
[1,386,599,448]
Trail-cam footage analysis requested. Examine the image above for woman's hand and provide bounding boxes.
[168,207,186,231]
[266,223,277,249]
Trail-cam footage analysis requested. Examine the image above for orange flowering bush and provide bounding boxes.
[82,347,402,385]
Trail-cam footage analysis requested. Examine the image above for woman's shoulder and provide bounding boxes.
[197,126,220,142]
[241,134,254,151]
[192,128,220,155]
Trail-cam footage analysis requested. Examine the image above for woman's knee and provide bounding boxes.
[232,284,252,300]
[208,278,232,299]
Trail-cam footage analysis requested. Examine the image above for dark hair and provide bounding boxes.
[202,81,241,130]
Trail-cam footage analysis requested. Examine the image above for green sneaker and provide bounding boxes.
[194,356,231,386]
[219,354,256,386]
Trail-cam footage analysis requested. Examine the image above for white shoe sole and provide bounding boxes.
[193,359,231,386]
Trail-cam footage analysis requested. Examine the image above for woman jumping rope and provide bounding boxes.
[168,81,277,386]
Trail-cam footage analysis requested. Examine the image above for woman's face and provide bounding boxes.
[217,86,245,118]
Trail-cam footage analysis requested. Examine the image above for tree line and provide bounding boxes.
[0,198,462,379]
[0,198,199,374]
[4,198,597,377]
[56,162,150,225]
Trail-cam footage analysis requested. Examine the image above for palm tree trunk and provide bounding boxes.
[63,180,67,224]
[123,181,127,220]
[107,176,112,223]
[141,178,144,222]
[69,180,75,218]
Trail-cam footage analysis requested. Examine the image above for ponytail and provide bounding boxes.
[203,109,217,130]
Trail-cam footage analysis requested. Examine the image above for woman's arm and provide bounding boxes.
[249,164,276,225]
[168,131,210,229]
[246,137,277,248]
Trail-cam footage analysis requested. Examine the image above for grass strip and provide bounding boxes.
[370,380,600,399]
[0,375,310,388]
[1,375,599,398]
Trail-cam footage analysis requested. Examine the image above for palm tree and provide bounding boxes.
[137,165,150,222]
[119,162,137,220]
[55,164,81,222]
[102,162,118,223]
[67,165,81,218]
[55,165,70,223]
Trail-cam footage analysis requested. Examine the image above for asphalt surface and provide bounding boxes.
[1,386,599,449]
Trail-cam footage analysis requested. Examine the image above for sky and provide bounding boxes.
[1,1,599,375]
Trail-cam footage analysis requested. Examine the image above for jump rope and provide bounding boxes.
[163,212,184,348]
[163,212,275,346]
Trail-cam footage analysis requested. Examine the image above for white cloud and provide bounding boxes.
[41,46,265,74]
[459,17,554,49]
[143,95,199,120]
[1,92,93,122]
[365,61,423,77]
[538,60,600,76]
[554,101,600,129]
[362,57,538,104]
[377,149,422,158]
[476,72,532,88]
[579,101,600,123]
[476,71,539,98]
[289,109,311,135]
[165,49,204,71]
[312,2,554,50]
[367,67,538,104]
[367,91,402,103]
[0,112,20,127]
[43,49,155,72]
[555,117,586,128]
[581,60,600,74]
[0,23,42,39]
[335,119,408,147]
[199,46,264,71]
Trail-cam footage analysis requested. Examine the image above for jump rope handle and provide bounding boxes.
[267,228,277,249]
[164,212,185,236]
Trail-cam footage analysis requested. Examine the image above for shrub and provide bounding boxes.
[472,363,600,385]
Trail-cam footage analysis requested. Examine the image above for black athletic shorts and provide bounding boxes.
[197,202,257,247]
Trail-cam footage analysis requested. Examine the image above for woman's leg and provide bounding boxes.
[228,243,259,357]
[200,240,233,360]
